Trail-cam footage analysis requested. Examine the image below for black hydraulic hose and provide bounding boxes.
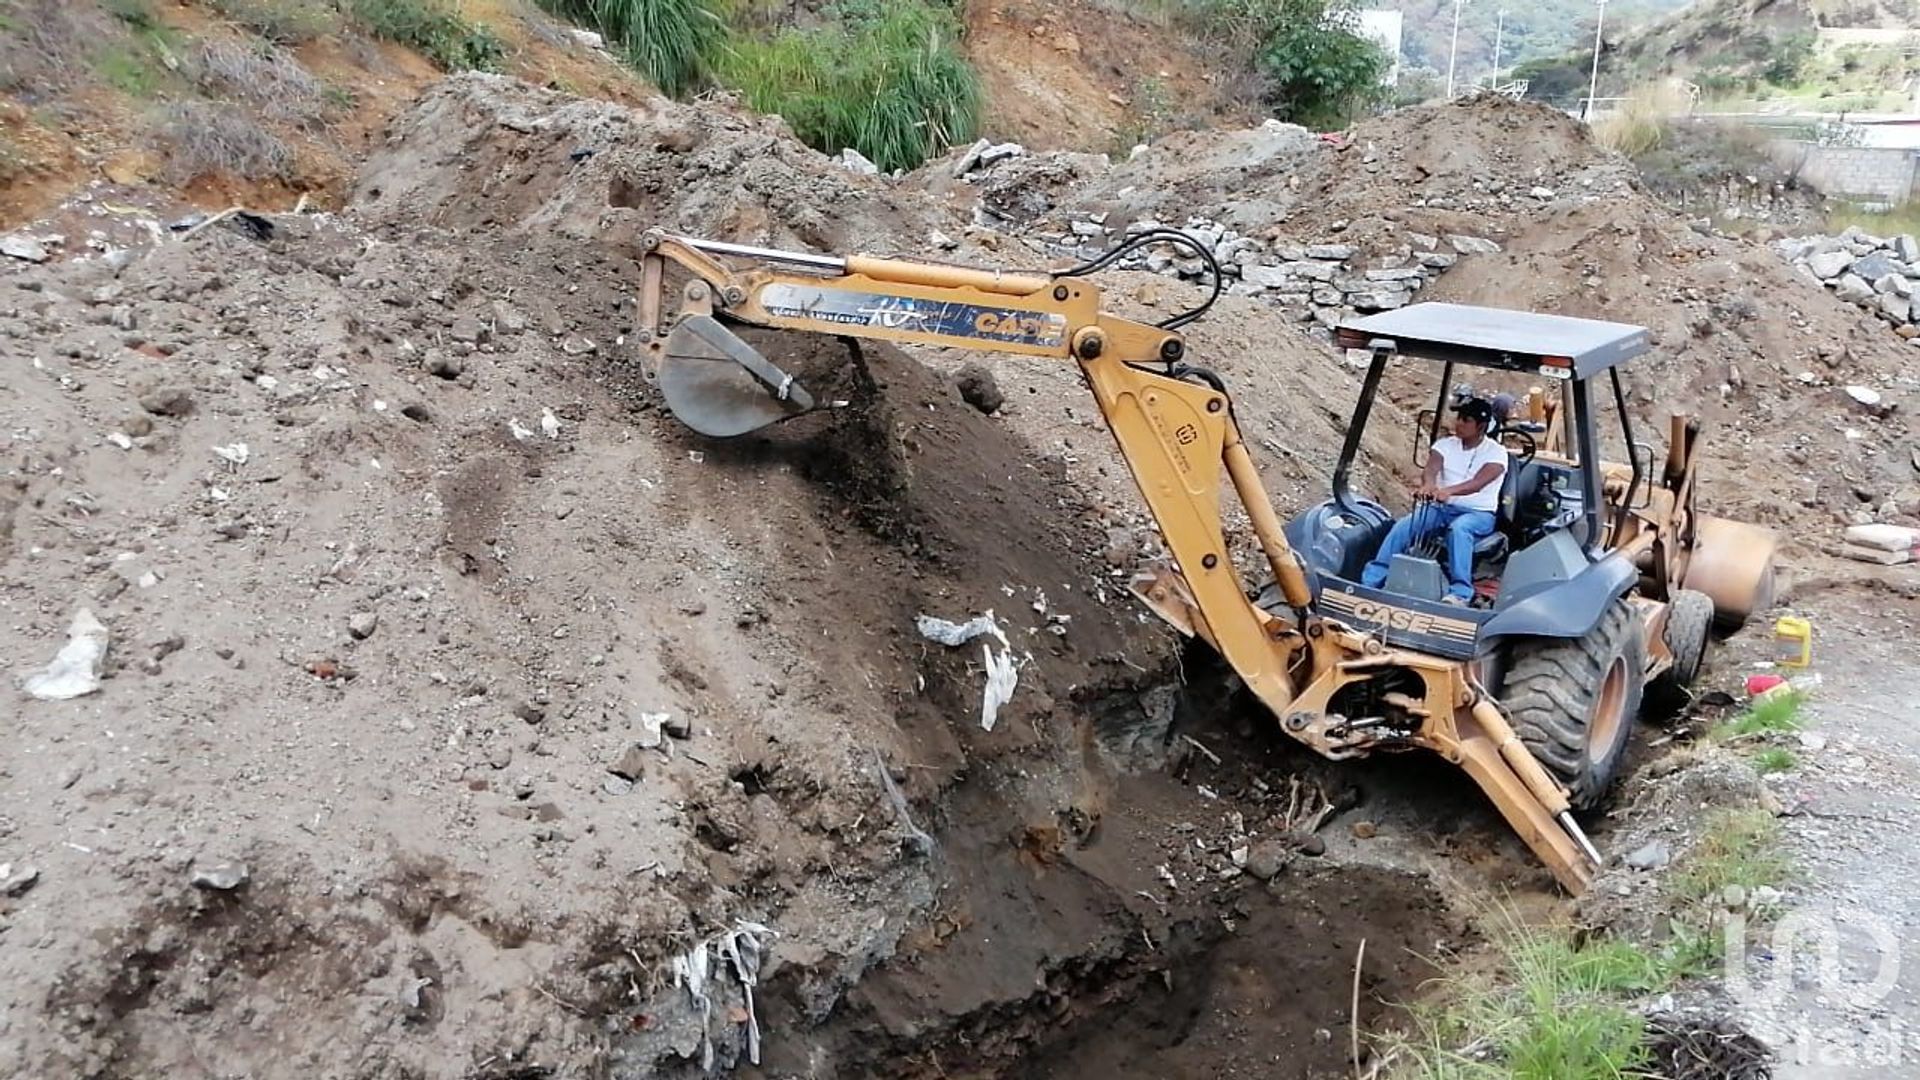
[1055,228,1223,333]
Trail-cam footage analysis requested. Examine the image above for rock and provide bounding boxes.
[1418,252,1458,270]
[512,700,545,724]
[839,147,879,176]
[347,611,378,640]
[1805,250,1852,280]
[1624,839,1671,870]
[956,363,1004,414]
[491,300,528,334]
[1894,234,1920,263]
[449,314,488,344]
[1,234,49,262]
[1288,830,1326,856]
[1240,265,1293,289]
[1350,820,1378,840]
[1364,268,1425,282]
[138,386,195,417]
[1245,839,1290,880]
[608,745,648,782]
[1845,384,1883,409]
[426,352,464,379]
[1883,293,1912,323]
[1529,186,1555,199]
[663,714,693,740]
[190,861,250,890]
[0,863,40,896]
[1448,235,1502,255]
[951,138,992,177]
[1722,883,1748,909]
[929,229,958,251]
[1305,243,1354,261]
[1849,252,1901,281]
[1833,274,1875,305]
[488,744,514,770]
[1348,290,1410,311]
[602,776,633,796]
[1070,220,1104,238]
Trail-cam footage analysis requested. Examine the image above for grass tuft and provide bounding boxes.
[720,0,980,173]
[1387,911,1656,1080]
[1593,81,1692,157]
[534,0,728,98]
[1750,747,1798,775]
[1669,808,1791,907]
[346,0,505,72]
[1710,689,1804,742]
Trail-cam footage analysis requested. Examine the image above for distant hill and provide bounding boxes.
[1379,0,1692,86]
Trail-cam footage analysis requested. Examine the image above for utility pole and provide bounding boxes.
[1491,10,1505,88]
[1446,0,1466,100]
[1584,0,1608,120]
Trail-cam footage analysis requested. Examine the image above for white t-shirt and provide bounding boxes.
[1432,436,1509,512]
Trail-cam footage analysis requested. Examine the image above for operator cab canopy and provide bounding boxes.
[1335,302,1650,380]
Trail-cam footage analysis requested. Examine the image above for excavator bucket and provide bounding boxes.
[1683,515,1779,629]
[657,314,816,437]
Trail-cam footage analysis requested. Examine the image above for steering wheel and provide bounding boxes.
[1501,427,1536,465]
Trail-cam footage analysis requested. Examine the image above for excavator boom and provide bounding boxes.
[631,228,1603,893]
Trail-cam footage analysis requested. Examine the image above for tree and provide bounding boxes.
[1255,0,1392,128]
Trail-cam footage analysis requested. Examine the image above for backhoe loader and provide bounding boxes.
[628,228,1778,893]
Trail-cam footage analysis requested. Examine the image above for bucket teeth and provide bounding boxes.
[658,315,815,438]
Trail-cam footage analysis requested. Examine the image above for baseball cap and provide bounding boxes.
[1453,397,1494,424]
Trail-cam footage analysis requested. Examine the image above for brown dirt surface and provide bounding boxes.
[961,0,1255,152]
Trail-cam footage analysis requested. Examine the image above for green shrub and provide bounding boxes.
[720,0,980,172]
[346,0,504,71]
[534,0,729,98]
[210,0,340,44]
[1172,0,1387,128]
[102,0,159,30]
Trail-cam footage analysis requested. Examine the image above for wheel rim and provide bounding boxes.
[1589,655,1629,759]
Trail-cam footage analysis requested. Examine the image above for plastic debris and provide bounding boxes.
[872,749,935,857]
[212,443,250,466]
[673,919,778,1070]
[539,407,561,439]
[22,609,110,701]
[917,611,1020,729]
[915,612,1003,647]
[980,644,1018,732]
[508,417,534,442]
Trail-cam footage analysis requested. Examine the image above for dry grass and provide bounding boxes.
[187,39,333,128]
[1593,81,1693,158]
[155,99,296,182]
[0,1,123,92]
[207,0,340,44]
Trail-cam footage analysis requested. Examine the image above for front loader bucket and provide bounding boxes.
[657,314,817,438]
[1684,515,1779,629]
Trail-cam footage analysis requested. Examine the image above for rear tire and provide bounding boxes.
[1659,588,1715,690]
[1501,599,1644,810]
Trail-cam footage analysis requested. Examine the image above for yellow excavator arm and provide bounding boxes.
[632,229,1602,893]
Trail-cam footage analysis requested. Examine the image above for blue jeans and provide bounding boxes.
[1360,504,1496,600]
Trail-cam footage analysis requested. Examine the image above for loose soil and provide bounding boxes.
[4,69,1917,1080]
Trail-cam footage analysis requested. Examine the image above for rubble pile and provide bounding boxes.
[1775,227,1920,341]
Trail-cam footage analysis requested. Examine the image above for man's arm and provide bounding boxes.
[1439,461,1504,499]
[1416,447,1444,496]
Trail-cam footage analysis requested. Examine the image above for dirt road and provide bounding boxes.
[1729,578,1920,1076]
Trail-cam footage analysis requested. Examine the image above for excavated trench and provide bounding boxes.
[736,669,1464,1080]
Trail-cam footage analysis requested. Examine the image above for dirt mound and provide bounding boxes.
[0,162,1188,1076]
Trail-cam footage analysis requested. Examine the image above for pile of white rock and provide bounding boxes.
[1775,227,1920,340]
